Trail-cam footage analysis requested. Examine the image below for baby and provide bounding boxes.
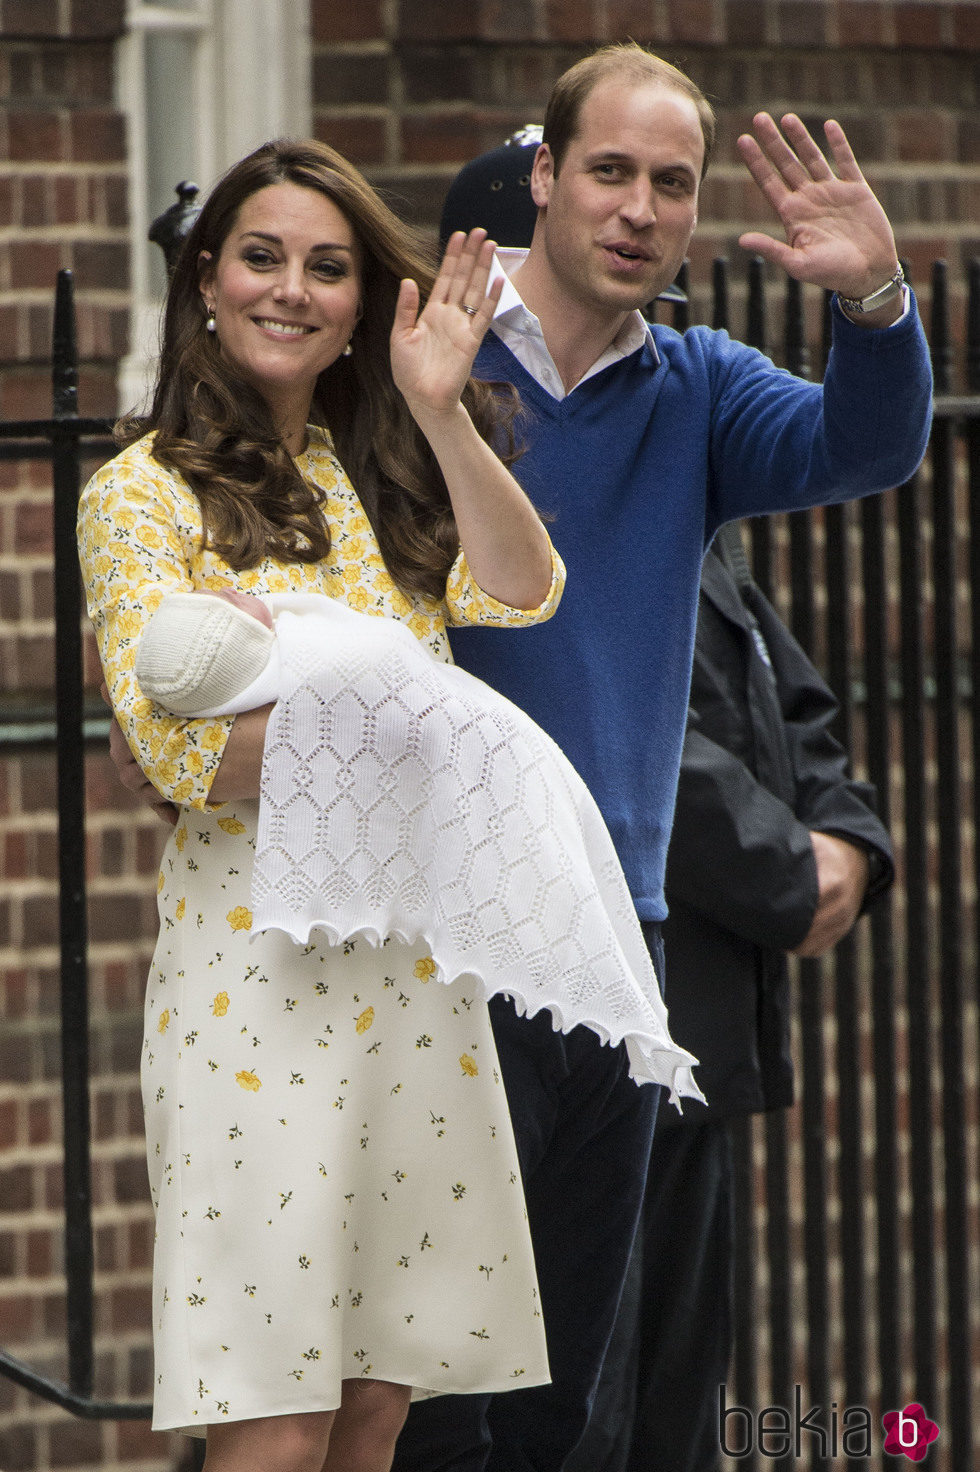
[136,589,282,717]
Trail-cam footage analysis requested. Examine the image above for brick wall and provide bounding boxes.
[1,2,977,1469]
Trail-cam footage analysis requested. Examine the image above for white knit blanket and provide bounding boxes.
[249,596,702,1103]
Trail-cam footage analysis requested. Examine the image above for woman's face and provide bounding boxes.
[199,181,363,441]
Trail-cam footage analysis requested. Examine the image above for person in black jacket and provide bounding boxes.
[568,519,894,1472]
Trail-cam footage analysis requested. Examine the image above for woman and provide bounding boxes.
[78,138,563,1472]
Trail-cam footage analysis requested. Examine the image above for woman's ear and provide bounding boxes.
[198,249,214,303]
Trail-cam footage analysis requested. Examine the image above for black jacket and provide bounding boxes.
[661,531,894,1118]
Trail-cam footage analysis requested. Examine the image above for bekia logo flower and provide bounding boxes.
[882,1404,939,1461]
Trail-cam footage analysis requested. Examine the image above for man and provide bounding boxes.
[394,41,930,1472]
[565,520,894,1472]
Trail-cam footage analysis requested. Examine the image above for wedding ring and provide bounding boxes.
[461,303,478,316]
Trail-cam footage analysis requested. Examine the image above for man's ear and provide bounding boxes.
[529,143,554,210]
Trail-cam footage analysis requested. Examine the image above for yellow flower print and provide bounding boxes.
[185,750,204,776]
[236,1070,261,1092]
[341,564,361,585]
[113,509,137,531]
[227,906,253,932]
[217,816,247,836]
[200,724,227,752]
[372,570,395,593]
[459,1054,479,1077]
[136,525,164,550]
[213,992,230,1017]
[347,587,370,612]
[158,1009,171,1034]
[157,871,165,894]
[391,591,412,617]
[408,614,430,639]
[175,898,186,921]
[355,1007,374,1034]
[414,958,436,982]
[173,778,194,804]
[175,826,188,853]
[115,609,144,639]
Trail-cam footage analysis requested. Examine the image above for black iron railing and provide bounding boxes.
[0,271,147,1420]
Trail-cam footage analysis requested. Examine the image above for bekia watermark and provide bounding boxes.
[719,1387,940,1461]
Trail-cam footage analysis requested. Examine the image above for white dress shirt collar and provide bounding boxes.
[488,247,659,401]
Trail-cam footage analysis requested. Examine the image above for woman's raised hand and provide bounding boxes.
[389,228,505,424]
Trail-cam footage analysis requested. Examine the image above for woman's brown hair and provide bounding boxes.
[119,138,519,600]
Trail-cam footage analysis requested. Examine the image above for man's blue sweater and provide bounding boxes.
[450,304,932,923]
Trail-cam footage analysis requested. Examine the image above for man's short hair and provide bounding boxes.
[543,43,716,179]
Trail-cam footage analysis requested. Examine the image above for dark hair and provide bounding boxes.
[119,138,519,600]
[543,43,716,180]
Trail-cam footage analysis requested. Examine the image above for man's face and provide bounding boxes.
[530,79,704,321]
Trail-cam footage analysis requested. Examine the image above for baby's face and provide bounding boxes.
[208,589,274,630]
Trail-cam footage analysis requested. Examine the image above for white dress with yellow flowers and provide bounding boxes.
[78,429,562,1435]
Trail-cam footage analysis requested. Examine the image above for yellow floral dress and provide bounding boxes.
[78,429,563,1435]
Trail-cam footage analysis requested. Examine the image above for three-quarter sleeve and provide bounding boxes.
[77,448,236,808]
[443,544,565,628]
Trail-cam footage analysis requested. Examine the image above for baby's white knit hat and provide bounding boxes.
[136,592,275,716]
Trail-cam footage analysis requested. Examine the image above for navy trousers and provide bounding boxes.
[391,925,664,1472]
[568,1108,735,1472]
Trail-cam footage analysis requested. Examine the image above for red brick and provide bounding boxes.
[607,0,660,40]
[110,1283,152,1331]
[21,893,59,945]
[27,1096,55,1145]
[837,1,892,46]
[53,172,80,225]
[665,0,722,45]
[0,1164,33,1211]
[7,108,64,163]
[0,176,14,227]
[0,367,51,417]
[543,0,600,41]
[314,113,387,165]
[0,1230,16,1276]
[69,107,126,163]
[311,0,384,42]
[25,1227,55,1276]
[952,4,980,48]
[0,1424,39,1472]
[0,305,18,359]
[482,0,540,40]
[69,0,126,38]
[14,500,52,556]
[0,1292,39,1338]
[72,239,130,292]
[719,0,769,45]
[0,1098,18,1147]
[397,0,483,42]
[20,173,48,226]
[775,0,830,46]
[894,110,950,164]
[2,0,61,37]
[48,1415,105,1468]
[116,1418,167,1461]
[894,3,944,48]
[9,238,63,290]
[401,112,487,165]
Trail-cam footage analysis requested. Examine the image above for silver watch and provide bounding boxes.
[837,266,905,315]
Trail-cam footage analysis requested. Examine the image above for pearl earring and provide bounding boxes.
[206,306,217,333]
[342,339,353,357]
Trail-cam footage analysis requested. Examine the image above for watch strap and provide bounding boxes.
[837,265,905,315]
